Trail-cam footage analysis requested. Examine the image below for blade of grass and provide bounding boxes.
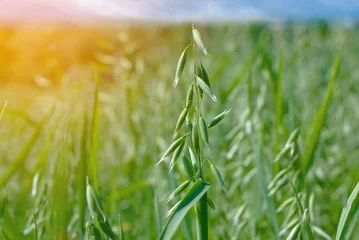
[286,223,301,240]
[344,199,359,239]
[154,187,162,239]
[274,51,284,157]
[336,182,359,240]
[312,226,332,240]
[300,209,315,240]
[174,45,190,88]
[158,180,210,240]
[119,214,124,240]
[0,107,53,188]
[302,49,342,177]
[89,78,100,192]
[78,111,88,238]
[290,180,304,215]
[208,161,229,196]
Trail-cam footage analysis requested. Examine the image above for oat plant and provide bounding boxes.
[156,25,231,240]
[85,177,120,240]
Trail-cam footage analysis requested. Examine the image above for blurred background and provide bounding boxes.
[0,1,359,240]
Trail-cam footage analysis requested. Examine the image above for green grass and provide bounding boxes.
[0,22,359,239]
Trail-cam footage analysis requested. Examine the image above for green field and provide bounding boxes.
[0,22,359,239]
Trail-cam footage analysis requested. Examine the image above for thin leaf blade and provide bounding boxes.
[196,76,217,102]
[336,182,359,240]
[158,180,210,240]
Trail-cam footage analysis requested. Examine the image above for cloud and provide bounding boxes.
[0,0,358,21]
[74,0,359,21]
[74,0,267,21]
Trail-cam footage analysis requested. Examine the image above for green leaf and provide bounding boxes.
[119,214,125,240]
[286,128,300,147]
[196,76,218,102]
[99,221,119,240]
[192,26,209,55]
[207,198,216,211]
[268,166,292,190]
[301,209,315,240]
[273,145,291,163]
[166,180,192,203]
[312,226,332,240]
[158,180,210,240]
[199,116,209,146]
[78,111,88,238]
[277,197,295,213]
[174,108,189,136]
[191,118,200,152]
[174,45,190,88]
[185,85,194,108]
[156,135,187,166]
[286,223,301,240]
[188,147,197,166]
[279,218,299,236]
[89,78,100,192]
[169,140,186,172]
[290,180,304,215]
[164,202,180,218]
[87,221,102,240]
[274,51,284,155]
[182,156,195,178]
[207,108,231,128]
[199,62,211,88]
[336,182,359,240]
[209,161,229,196]
[302,50,341,176]
[86,178,107,222]
[185,117,193,133]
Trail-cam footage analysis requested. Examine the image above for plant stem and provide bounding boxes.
[192,37,209,240]
[196,192,209,240]
[196,152,208,240]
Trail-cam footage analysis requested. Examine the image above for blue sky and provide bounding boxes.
[0,0,358,21]
[77,0,359,20]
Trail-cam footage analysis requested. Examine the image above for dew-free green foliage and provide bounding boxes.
[156,26,231,240]
[159,180,210,240]
[0,22,358,239]
[86,179,118,240]
[336,182,359,240]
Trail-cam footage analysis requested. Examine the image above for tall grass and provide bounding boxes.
[156,25,231,240]
[0,22,358,239]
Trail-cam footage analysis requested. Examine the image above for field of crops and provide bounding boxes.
[0,22,359,239]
